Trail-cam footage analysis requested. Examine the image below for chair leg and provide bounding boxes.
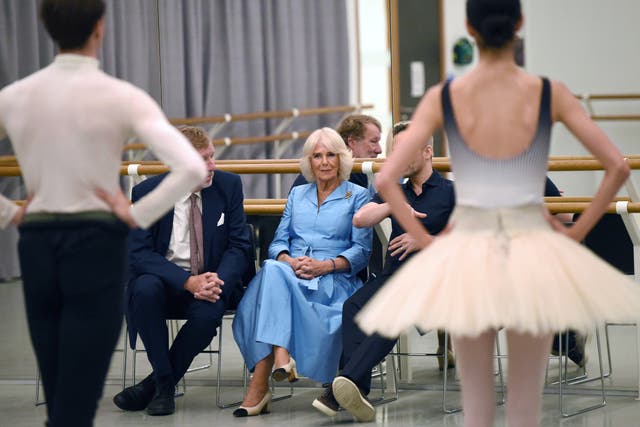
[370,354,399,406]
[604,323,613,377]
[34,369,45,406]
[442,331,462,414]
[131,345,137,388]
[122,329,128,390]
[558,328,607,417]
[495,334,506,406]
[215,318,245,409]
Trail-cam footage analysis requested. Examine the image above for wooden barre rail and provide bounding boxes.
[251,201,640,215]
[5,155,640,168]
[5,158,640,176]
[545,196,630,203]
[10,199,640,216]
[168,104,374,126]
[123,131,314,151]
[573,93,640,121]
[123,103,374,150]
[0,161,382,176]
[5,155,640,165]
[545,202,640,214]
[245,199,287,205]
[590,115,640,121]
[575,94,640,100]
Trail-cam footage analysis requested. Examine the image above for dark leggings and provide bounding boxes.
[19,219,128,427]
[340,274,397,395]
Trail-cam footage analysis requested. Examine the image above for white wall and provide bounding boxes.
[443,0,477,79]
[443,0,640,196]
[523,0,640,196]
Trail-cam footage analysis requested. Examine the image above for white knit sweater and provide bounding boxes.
[0,54,205,229]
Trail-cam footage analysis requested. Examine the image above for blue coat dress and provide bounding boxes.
[232,180,372,383]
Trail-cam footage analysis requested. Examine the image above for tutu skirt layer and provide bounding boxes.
[356,205,640,338]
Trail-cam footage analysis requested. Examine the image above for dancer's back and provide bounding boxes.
[443,69,551,208]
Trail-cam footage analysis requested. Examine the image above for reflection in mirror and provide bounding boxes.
[388,0,445,156]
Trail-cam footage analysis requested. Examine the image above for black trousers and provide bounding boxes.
[340,273,397,395]
[129,274,226,386]
[19,219,128,427]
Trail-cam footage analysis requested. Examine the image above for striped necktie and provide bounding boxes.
[189,193,204,275]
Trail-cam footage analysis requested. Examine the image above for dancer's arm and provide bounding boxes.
[552,80,630,242]
[123,87,207,228]
[375,85,443,248]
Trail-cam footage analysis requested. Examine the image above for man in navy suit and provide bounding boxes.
[113,126,252,416]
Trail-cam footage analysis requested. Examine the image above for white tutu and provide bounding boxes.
[356,204,640,338]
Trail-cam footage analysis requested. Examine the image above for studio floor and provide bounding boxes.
[2,279,640,426]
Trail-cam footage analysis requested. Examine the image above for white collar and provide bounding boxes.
[53,53,100,69]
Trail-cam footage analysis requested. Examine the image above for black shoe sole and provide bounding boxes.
[113,392,153,411]
[146,397,175,416]
[146,405,175,416]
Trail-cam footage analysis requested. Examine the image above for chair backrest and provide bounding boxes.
[222,223,258,311]
[579,213,634,275]
[243,222,258,284]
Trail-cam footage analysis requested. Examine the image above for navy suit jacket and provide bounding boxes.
[126,171,252,345]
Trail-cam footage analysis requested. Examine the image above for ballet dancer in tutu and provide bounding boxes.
[348,1,640,426]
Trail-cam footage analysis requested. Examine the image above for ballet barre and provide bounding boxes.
[12,199,640,216]
[124,103,373,161]
[122,103,374,196]
[244,199,287,205]
[574,93,640,121]
[0,159,385,176]
[167,104,375,126]
[123,131,314,151]
[6,157,640,177]
[244,201,640,216]
[5,155,640,170]
[589,115,640,122]
[575,94,640,100]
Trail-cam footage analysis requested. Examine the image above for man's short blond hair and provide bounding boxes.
[177,125,211,150]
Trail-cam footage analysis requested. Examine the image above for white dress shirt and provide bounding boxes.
[166,191,202,271]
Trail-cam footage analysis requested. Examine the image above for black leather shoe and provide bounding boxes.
[568,334,588,368]
[113,375,155,411]
[146,384,175,416]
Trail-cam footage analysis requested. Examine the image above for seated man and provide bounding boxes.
[113,126,252,416]
[312,121,455,422]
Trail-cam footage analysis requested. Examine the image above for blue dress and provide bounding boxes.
[233,180,372,383]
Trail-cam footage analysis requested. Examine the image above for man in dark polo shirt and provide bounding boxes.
[312,121,455,422]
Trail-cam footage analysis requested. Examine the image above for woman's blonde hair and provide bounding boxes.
[299,127,353,183]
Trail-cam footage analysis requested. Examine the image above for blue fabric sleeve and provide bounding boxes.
[268,189,295,259]
[336,188,372,274]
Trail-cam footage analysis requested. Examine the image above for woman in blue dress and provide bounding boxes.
[232,127,372,417]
